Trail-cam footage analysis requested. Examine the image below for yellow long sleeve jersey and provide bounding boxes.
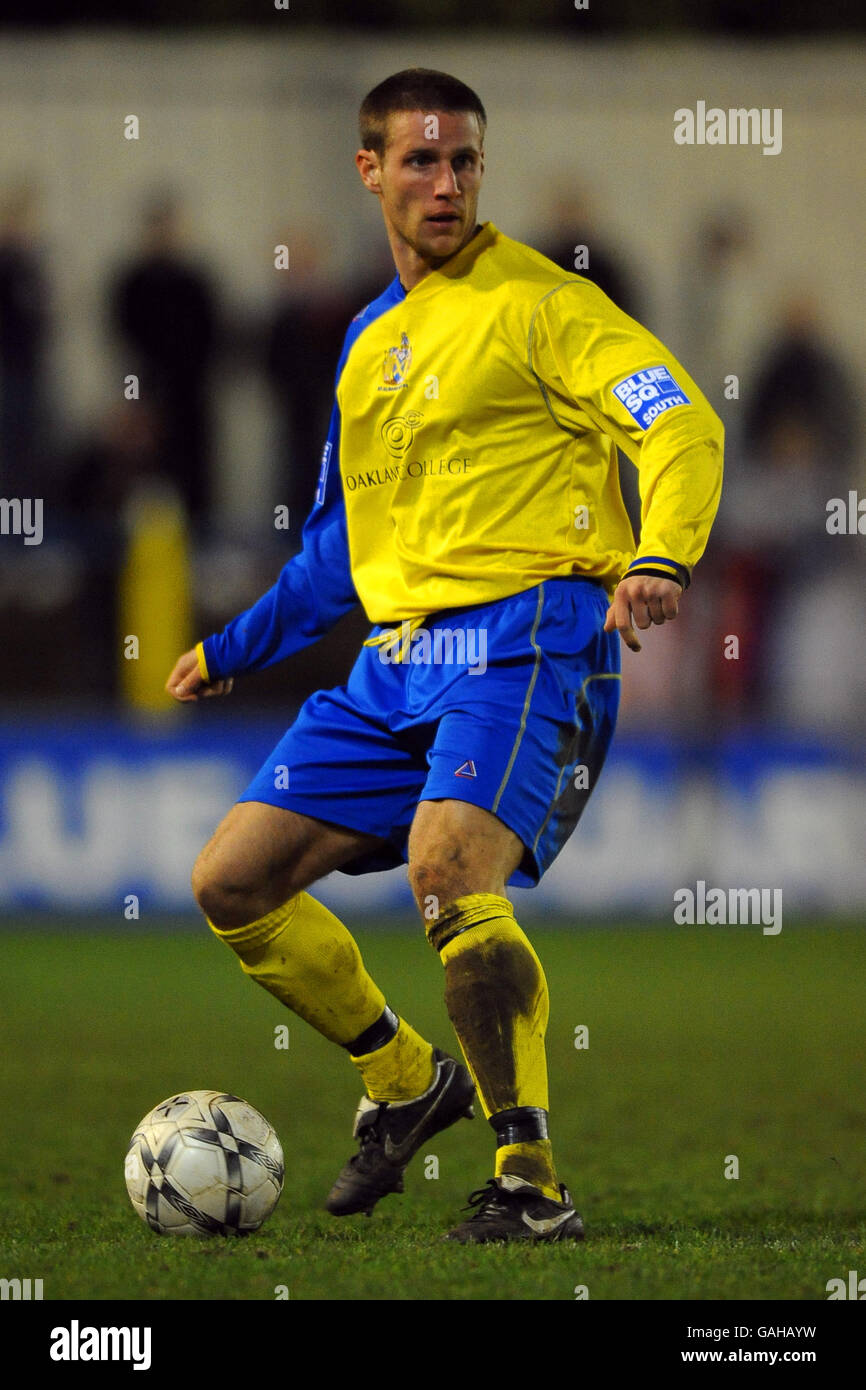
[200,222,723,682]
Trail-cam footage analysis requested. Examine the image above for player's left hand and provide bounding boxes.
[603,575,682,653]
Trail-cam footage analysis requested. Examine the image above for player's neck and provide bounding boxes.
[392,223,484,293]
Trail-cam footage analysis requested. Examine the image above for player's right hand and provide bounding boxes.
[165,648,234,702]
[603,575,682,654]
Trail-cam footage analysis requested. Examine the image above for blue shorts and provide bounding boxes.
[239,576,621,887]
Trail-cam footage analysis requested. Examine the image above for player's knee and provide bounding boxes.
[190,856,227,923]
[408,857,471,916]
[191,852,254,928]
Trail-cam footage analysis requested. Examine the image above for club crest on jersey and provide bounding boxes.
[380,332,412,390]
[454,760,477,779]
[612,366,691,430]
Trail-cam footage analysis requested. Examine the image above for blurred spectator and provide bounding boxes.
[263,226,354,525]
[0,180,51,495]
[534,184,639,317]
[62,399,161,522]
[709,303,862,726]
[708,415,836,724]
[767,560,866,733]
[60,400,163,694]
[679,207,757,419]
[743,295,858,466]
[108,193,219,522]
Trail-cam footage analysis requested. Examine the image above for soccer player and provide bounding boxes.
[166,69,723,1243]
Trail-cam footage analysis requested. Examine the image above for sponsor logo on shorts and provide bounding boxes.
[612,366,691,430]
[454,760,478,778]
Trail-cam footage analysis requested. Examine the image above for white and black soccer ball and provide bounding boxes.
[124,1090,284,1236]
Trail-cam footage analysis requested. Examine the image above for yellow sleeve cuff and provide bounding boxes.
[195,641,210,683]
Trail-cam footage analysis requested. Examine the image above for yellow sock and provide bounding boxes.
[208,893,386,1045]
[495,1141,560,1201]
[208,894,435,1101]
[429,892,561,1202]
[352,1017,435,1103]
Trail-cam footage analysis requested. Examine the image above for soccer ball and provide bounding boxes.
[124,1090,284,1236]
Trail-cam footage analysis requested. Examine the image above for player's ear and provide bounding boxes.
[355,149,382,194]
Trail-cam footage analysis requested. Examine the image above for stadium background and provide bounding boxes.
[0,2,864,1308]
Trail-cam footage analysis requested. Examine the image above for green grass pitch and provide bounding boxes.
[0,922,864,1301]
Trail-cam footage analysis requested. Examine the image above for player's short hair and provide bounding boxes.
[359,68,486,157]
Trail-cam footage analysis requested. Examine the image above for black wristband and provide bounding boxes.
[626,564,690,590]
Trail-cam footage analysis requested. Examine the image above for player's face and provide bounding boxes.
[358,110,485,267]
